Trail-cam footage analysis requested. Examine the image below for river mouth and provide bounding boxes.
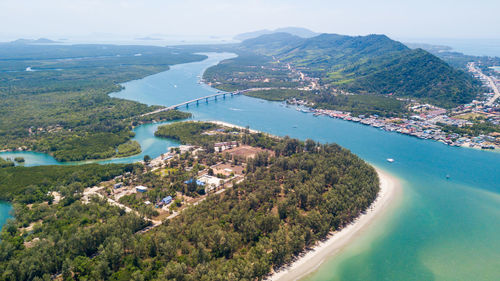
[1,52,500,280]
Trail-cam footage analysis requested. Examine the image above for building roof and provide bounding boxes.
[184,179,205,186]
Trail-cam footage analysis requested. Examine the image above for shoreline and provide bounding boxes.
[205,120,272,136]
[202,120,402,281]
[267,167,402,281]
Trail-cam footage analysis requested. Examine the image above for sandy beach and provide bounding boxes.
[204,120,402,281]
[206,120,263,134]
[267,167,402,281]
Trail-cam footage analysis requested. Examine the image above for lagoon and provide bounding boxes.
[1,53,500,280]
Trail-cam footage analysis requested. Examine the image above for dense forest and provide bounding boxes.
[244,89,409,117]
[0,122,379,280]
[0,44,203,161]
[203,52,301,92]
[204,53,409,116]
[204,32,482,109]
[0,163,135,202]
[0,157,14,168]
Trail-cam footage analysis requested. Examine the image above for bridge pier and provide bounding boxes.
[161,93,240,113]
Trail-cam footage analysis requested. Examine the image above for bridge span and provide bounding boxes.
[141,91,244,117]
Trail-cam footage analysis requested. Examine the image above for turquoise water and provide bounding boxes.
[0,120,180,167]
[1,53,500,280]
[113,53,500,280]
[0,202,12,231]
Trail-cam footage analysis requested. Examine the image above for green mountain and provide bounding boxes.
[240,33,481,107]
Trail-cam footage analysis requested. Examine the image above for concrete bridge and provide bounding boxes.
[141,91,243,116]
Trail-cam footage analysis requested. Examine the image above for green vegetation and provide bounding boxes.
[0,197,148,281]
[243,89,408,117]
[13,157,24,163]
[155,121,218,143]
[206,33,481,109]
[116,141,142,157]
[0,122,379,280]
[41,131,134,162]
[131,110,192,125]
[0,163,135,202]
[311,94,408,117]
[244,89,312,101]
[330,49,480,107]
[0,44,203,161]
[203,52,302,92]
[440,121,500,136]
[0,157,14,168]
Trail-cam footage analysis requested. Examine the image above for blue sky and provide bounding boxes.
[0,0,498,40]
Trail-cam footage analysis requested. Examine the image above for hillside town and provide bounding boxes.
[287,64,500,150]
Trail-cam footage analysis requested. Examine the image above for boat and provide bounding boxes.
[387,158,395,163]
[446,174,450,179]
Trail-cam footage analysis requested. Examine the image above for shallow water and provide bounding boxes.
[113,53,500,280]
[1,53,500,280]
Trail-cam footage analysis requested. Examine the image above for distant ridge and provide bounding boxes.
[135,36,162,41]
[9,38,60,44]
[234,27,318,41]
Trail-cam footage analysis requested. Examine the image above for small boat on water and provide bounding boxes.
[387,158,395,163]
[446,174,450,179]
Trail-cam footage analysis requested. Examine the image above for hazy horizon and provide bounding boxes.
[1,0,499,41]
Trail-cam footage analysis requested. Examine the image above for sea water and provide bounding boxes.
[1,53,500,280]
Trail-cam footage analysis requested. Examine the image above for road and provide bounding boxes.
[82,185,162,233]
[469,62,500,106]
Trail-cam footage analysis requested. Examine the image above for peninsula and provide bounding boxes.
[0,121,388,280]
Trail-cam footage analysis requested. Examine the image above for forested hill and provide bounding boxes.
[239,33,481,107]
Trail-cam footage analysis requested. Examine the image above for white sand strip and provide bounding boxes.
[267,167,402,281]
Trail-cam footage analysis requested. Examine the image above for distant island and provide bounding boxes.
[135,36,162,41]
[234,26,319,41]
[8,38,60,44]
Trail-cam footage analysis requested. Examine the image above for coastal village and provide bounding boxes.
[204,53,499,151]
[284,63,500,150]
